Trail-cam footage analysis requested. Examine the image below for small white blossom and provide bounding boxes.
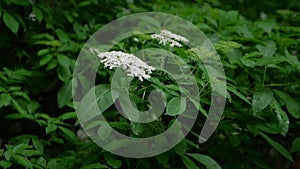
[151,29,189,47]
[90,48,155,81]
[29,13,36,21]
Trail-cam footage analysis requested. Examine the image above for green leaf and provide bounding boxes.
[0,93,12,108]
[8,0,29,6]
[104,154,122,169]
[259,132,293,162]
[3,12,19,34]
[182,155,199,169]
[32,6,43,22]
[273,89,300,118]
[256,41,277,57]
[256,19,278,35]
[291,137,300,153]
[80,163,108,169]
[58,126,77,142]
[166,96,186,116]
[155,153,169,165]
[174,139,187,156]
[78,84,113,123]
[58,112,76,120]
[39,54,53,67]
[97,121,112,139]
[252,88,273,113]
[32,138,44,153]
[13,155,33,168]
[57,80,72,108]
[270,99,289,136]
[227,86,251,104]
[0,160,12,169]
[186,153,221,169]
[46,123,57,134]
[36,157,47,168]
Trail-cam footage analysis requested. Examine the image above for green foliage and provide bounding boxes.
[0,0,299,169]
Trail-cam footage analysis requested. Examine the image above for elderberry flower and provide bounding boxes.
[151,30,189,47]
[90,48,155,81]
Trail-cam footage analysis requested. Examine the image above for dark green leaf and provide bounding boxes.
[182,155,199,169]
[259,132,293,162]
[291,137,300,153]
[57,80,72,108]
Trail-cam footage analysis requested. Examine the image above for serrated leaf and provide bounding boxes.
[186,153,221,169]
[259,132,293,162]
[166,97,186,116]
[57,80,72,108]
[252,88,273,113]
[3,12,19,34]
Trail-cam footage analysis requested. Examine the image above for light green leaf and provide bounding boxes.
[97,121,112,139]
[291,137,300,153]
[57,80,72,108]
[259,132,293,162]
[186,153,221,169]
[0,160,12,169]
[166,97,186,116]
[0,93,12,108]
[3,12,19,34]
[256,41,277,57]
[32,6,43,22]
[182,155,199,169]
[252,88,273,113]
[77,84,113,123]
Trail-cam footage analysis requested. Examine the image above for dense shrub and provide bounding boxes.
[0,0,299,168]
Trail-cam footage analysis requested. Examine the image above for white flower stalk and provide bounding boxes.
[90,48,155,81]
[151,30,189,47]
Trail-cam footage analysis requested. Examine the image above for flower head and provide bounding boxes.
[151,30,189,47]
[90,48,155,81]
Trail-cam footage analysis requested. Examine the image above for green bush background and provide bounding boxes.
[0,0,299,168]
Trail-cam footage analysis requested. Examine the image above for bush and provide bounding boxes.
[0,0,299,168]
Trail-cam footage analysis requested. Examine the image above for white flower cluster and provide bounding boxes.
[90,48,155,81]
[151,29,189,47]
